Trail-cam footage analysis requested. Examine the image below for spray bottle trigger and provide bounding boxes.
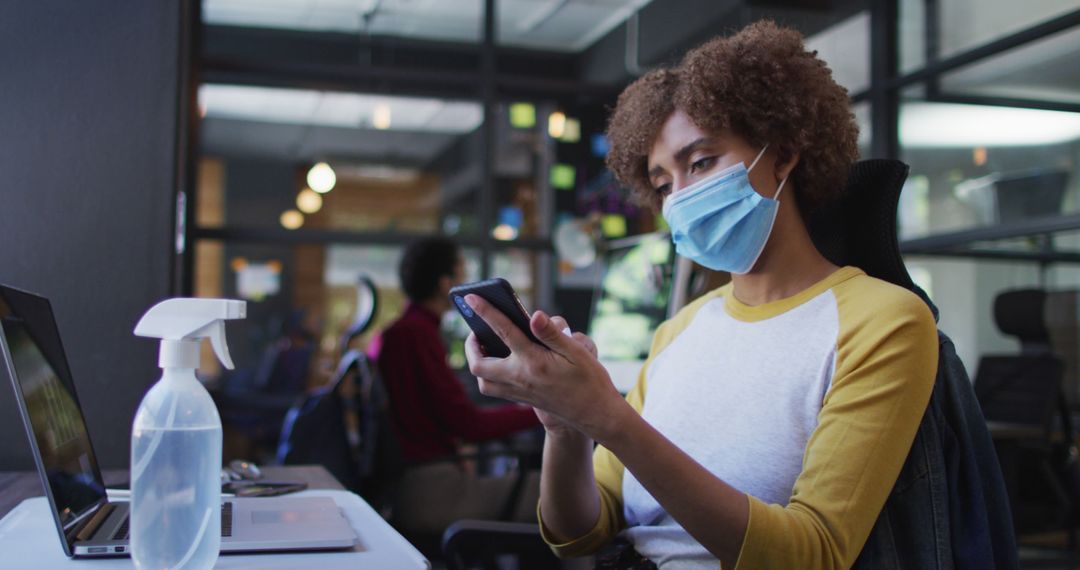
[207,321,235,370]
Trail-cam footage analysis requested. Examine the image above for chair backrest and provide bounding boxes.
[974,355,1063,429]
[441,520,561,570]
[806,159,917,293]
[276,349,384,493]
[993,289,1052,354]
[975,289,1064,431]
[340,275,380,351]
[807,159,1019,568]
[276,373,360,488]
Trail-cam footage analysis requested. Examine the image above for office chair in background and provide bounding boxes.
[278,276,385,499]
[974,289,1080,540]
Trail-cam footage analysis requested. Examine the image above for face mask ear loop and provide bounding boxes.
[773,176,788,200]
[747,144,770,173]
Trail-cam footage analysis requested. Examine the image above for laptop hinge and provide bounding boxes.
[64,501,112,544]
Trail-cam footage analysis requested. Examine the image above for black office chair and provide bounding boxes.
[278,275,385,495]
[974,289,1076,536]
[805,159,917,295]
[443,520,562,570]
[975,290,1063,432]
[810,160,1018,568]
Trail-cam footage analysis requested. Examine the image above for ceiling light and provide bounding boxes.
[296,188,323,214]
[280,210,304,230]
[373,103,391,130]
[199,84,482,133]
[548,112,566,139]
[973,147,987,166]
[901,102,1080,147]
[337,164,420,183]
[307,162,336,193]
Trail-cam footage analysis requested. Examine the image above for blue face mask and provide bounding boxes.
[661,145,788,274]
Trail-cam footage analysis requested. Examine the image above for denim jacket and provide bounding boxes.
[854,295,1019,569]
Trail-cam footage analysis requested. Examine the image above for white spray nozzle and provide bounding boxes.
[135,298,247,369]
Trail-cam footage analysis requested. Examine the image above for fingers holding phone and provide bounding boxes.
[455,281,623,438]
[547,315,598,358]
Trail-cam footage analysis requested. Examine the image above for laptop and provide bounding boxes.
[0,284,358,557]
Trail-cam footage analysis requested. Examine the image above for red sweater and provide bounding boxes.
[374,303,539,463]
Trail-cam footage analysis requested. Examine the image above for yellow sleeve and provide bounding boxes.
[734,279,939,570]
[541,287,727,557]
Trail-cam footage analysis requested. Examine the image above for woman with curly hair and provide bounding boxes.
[463,20,938,569]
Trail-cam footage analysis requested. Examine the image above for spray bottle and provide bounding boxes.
[130,298,246,570]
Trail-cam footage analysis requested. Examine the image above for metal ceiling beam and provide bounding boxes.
[899,213,1080,255]
[192,227,552,251]
[902,249,1080,264]
[924,92,1080,115]
[203,24,616,99]
[888,7,1080,91]
[202,58,481,100]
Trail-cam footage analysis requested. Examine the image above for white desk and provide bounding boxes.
[0,490,430,569]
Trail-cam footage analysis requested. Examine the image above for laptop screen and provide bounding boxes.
[0,286,106,530]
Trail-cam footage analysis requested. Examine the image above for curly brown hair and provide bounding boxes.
[605,20,859,216]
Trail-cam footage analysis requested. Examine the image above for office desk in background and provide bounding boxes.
[0,465,429,569]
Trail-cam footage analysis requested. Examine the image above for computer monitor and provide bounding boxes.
[587,233,675,393]
[995,169,1068,224]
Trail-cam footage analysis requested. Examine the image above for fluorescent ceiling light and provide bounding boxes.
[900,102,1080,147]
[336,164,421,183]
[372,103,392,130]
[199,84,482,133]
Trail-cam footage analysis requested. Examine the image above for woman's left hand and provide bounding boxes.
[462,294,627,441]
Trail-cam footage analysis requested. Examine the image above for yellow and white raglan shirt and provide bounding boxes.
[541,266,939,569]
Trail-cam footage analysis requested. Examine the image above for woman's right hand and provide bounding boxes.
[532,315,597,437]
[463,294,627,444]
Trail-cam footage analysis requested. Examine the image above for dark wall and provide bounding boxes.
[0,2,182,469]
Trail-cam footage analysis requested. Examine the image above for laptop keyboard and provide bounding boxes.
[221,502,233,537]
[112,502,234,540]
[111,517,129,541]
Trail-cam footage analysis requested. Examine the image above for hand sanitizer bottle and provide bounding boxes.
[130,298,246,570]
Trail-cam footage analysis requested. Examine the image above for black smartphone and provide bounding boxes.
[223,481,308,497]
[449,278,545,358]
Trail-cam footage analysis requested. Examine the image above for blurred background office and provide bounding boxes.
[3,0,1080,565]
